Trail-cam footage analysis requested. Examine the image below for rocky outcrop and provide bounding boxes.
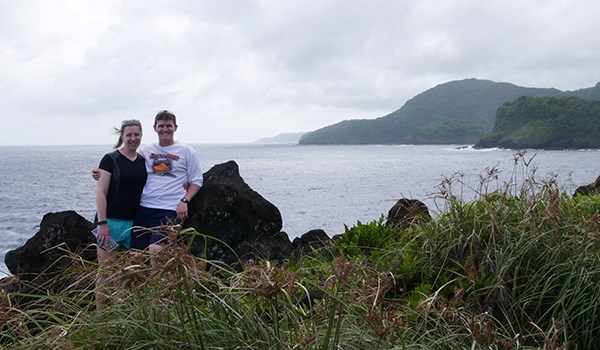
[573,175,600,197]
[185,161,288,267]
[4,210,96,278]
[386,198,431,227]
[2,211,97,307]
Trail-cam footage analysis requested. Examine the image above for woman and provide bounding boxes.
[95,119,147,309]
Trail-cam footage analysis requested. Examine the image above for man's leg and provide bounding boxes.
[130,206,157,250]
[133,206,178,251]
[147,209,178,254]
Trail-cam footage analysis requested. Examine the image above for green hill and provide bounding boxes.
[299,78,599,145]
[474,96,600,149]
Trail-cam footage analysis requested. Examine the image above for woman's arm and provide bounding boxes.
[95,169,112,245]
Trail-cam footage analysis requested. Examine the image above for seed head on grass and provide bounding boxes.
[329,256,358,288]
[244,261,298,299]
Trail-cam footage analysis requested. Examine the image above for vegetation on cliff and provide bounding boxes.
[475,96,600,149]
[404,119,488,144]
[299,79,600,145]
[2,157,600,349]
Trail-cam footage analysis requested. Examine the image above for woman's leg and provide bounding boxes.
[95,246,112,310]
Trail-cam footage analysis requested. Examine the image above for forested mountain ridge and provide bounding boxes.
[298,78,600,145]
[474,96,600,149]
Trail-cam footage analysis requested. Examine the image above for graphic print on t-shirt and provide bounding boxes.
[150,152,179,177]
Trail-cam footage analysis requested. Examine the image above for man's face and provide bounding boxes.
[154,119,177,145]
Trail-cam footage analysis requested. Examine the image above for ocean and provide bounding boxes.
[1,144,599,277]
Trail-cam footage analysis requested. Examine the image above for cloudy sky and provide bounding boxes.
[1,0,599,146]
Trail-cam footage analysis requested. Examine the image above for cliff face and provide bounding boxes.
[474,96,600,150]
[299,78,599,146]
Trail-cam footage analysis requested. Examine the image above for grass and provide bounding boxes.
[1,153,599,349]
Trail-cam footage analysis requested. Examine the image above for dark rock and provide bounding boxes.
[386,198,431,227]
[233,232,294,269]
[4,211,96,279]
[2,211,96,309]
[573,175,600,197]
[292,229,333,258]
[185,161,286,265]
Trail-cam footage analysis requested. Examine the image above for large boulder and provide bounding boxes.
[2,211,96,307]
[185,160,290,266]
[4,210,96,278]
[573,175,600,197]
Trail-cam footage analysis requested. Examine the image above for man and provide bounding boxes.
[132,110,203,252]
[94,110,203,252]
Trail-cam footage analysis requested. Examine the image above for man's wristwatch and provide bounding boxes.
[180,198,189,204]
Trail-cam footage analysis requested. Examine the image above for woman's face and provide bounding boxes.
[122,125,142,150]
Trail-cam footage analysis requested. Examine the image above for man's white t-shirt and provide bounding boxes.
[138,142,203,211]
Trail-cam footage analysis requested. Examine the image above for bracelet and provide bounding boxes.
[97,220,108,225]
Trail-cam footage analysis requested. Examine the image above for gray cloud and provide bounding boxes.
[1,0,599,145]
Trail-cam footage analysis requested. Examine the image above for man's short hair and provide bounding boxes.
[154,110,177,126]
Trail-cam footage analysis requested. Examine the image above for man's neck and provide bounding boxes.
[158,140,175,147]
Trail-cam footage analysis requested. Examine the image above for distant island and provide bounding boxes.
[254,132,306,144]
[298,78,600,148]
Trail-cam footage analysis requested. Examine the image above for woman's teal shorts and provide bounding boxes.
[106,218,133,250]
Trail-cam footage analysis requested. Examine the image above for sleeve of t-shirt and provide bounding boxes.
[186,147,203,186]
[99,153,115,174]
